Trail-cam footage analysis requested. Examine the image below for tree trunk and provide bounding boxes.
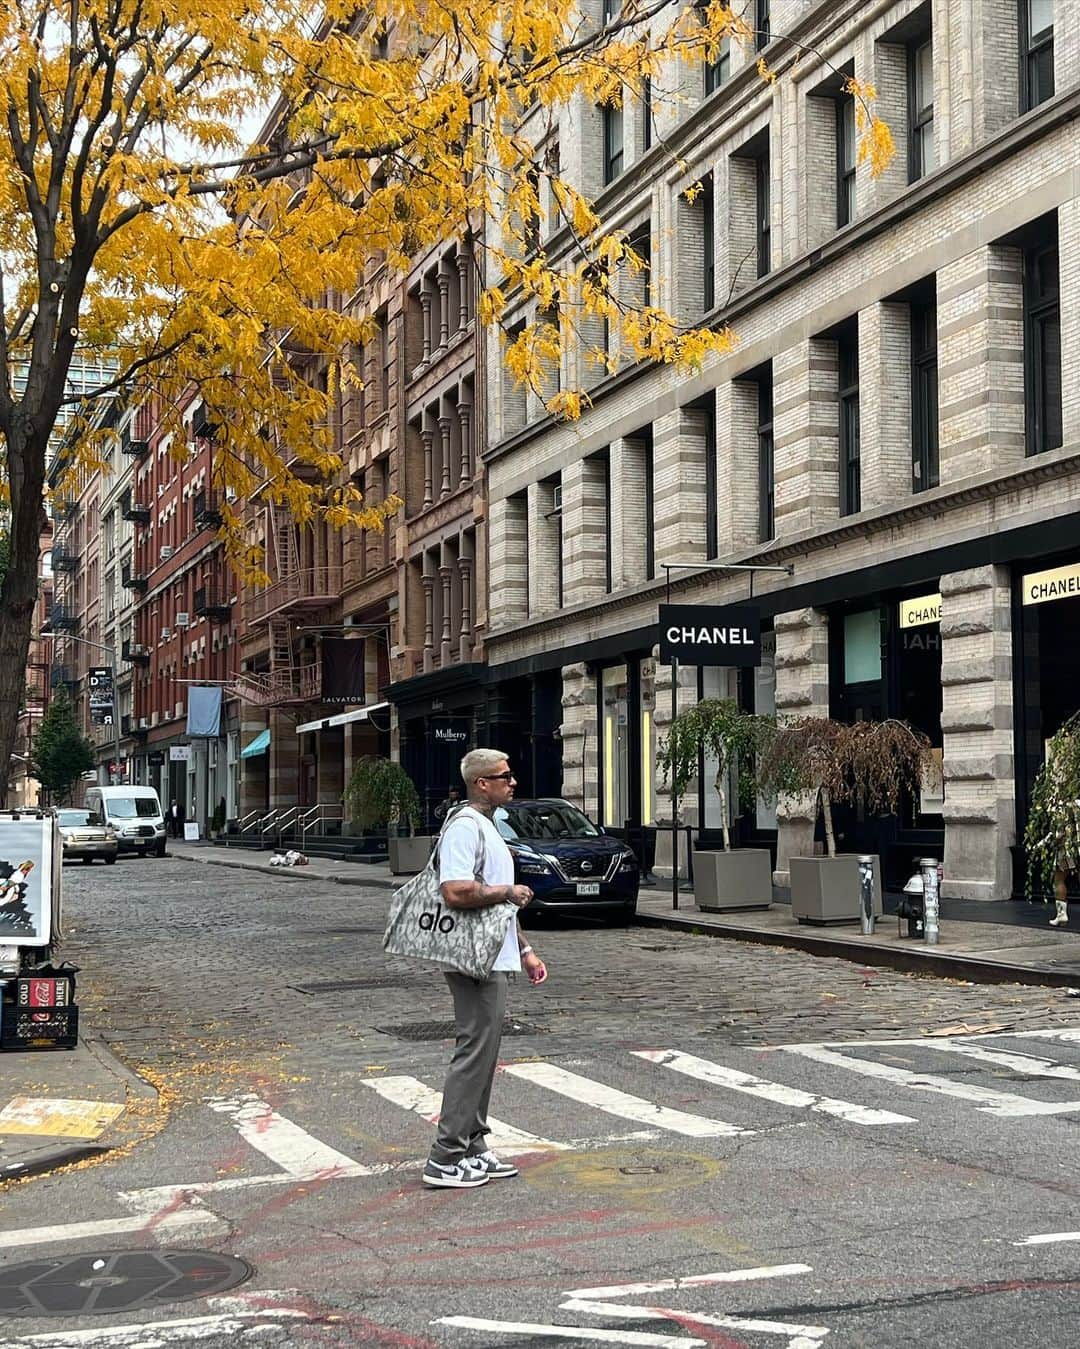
[715,757,730,852]
[820,786,837,858]
[0,417,49,808]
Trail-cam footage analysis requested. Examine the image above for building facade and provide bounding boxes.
[483,0,1080,900]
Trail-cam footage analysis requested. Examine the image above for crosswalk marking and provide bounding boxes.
[778,1044,1080,1117]
[361,1075,568,1154]
[437,1319,705,1346]
[205,1094,370,1177]
[567,1265,813,1299]
[560,1299,830,1346]
[916,1039,1080,1082]
[502,1062,749,1137]
[634,1049,916,1126]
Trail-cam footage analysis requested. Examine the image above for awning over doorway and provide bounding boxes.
[240,728,271,758]
[294,701,390,735]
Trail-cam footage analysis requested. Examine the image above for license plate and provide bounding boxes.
[575,882,600,896]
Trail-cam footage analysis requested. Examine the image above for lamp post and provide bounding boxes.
[37,627,122,786]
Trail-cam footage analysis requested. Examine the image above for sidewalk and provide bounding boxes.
[0,1032,158,1184]
[169,839,1080,989]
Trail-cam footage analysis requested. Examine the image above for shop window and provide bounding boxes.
[837,92,857,227]
[910,286,939,491]
[757,371,774,541]
[1023,223,1062,457]
[844,609,881,684]
[603,101,624,184]
[907,33,935,181]
[1020,0,1054,112]
[601,664,631,827]
[838,322,861,516]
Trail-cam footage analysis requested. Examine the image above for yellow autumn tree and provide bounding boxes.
[0,0,892,796]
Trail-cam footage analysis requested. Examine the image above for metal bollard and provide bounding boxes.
[858,854,876,935]
[920,856,940,945]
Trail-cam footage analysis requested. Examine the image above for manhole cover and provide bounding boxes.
[290,977,421,993]
[0,1250,252,1317]
[375,1018,547,1041]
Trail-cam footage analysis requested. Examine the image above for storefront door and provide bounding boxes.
[598,655,656,832]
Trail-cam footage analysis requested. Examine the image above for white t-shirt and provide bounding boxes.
[438,805,520,973]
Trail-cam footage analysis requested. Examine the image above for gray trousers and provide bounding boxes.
[431,971,507,1164]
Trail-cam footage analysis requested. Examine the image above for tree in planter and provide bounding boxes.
[31,690,95,804]
[1024,713,1080,926]
[656,699,774,851]
[758,716,933,856]
[343,757,421,837]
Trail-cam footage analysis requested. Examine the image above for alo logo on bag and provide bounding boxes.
[419,903,456,934]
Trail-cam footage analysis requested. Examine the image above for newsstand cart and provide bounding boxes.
[0,810,77,1050]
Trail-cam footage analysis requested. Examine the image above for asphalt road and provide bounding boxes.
[4,855,1080,1348]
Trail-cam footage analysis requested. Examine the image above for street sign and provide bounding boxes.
[658,604,762,667]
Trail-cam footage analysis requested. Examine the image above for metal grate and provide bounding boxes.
[290,977,422,994]
[0,1251,252,1317]
[375,1018,548,1041]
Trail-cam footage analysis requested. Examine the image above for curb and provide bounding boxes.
[172,850,400,889]
[2,1144,111,1184]
[634,910,1080,989]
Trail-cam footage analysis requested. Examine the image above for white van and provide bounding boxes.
[85,786,167,857]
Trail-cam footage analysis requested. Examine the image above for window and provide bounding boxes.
[603,102,624,184]
[837,92,856,227]
[702,172,715,311]
[642,428,655,581]
[602,0,620,23]
[643,77,653,151]
[907,36,935,181]
[758,372,775,540]
[1020,0,1054,112]
[524,163,541,256]
[599,450,613,592]
[1024,228,1062,456]
[838,324,860,515]
[755,0,770,50]
[376,308,391,413]
[755,150,771,277]
[628,225,651,309]
[911,290,939,491]
[705,37,730,94]
[703,401,718,558]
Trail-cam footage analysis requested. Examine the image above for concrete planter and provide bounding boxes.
[693,849,773,911]
[789,854,883,925]
[389,835,435,875]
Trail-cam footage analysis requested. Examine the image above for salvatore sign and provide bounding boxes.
[658,604,762,667]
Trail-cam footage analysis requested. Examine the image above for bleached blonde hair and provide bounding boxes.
[460,748,509,786]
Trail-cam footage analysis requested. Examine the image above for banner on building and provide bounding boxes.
[658,604,762,667]
[88,667,114,726]
[186,685,222,738]
[169,744,192,762]
[321,639,366,705]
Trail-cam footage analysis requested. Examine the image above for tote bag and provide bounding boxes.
[382,816,515,979]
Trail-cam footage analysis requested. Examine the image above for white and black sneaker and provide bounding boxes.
[466,1149,519,1180]
[422,1157,490,1189]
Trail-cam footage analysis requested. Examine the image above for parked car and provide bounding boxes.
[84,785,167,857]
[56,808,118,865]
[493,799,639,922]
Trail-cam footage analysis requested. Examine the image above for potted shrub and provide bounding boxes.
[343,756,427,874]
[657,699,776,911]
[1024,712,1080,927]
[759,717,932,925]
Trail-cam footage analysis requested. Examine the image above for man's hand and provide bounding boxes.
[522,951,547,985]
[508,884,534,908]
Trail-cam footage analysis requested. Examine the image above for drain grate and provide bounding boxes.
[375,1018,547,1041]
[290,976,422,994]
[0,1250,252,1318]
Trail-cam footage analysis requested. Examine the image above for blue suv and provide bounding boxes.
[493,799,640,922]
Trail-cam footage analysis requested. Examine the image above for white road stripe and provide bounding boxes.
[1014,1231,1080,1247]
[362,1075,568,1154]
[0,1309,310,1347]
[0,1208,223,1251]
[917,1039,1080,1081]
[204,1094,368,1177]
[561,1299,830,1344]
[567,1264,813,1300]
[436,1318,705,1346]
[501,1063,749,1138]
[1002,1029,1080,1044]
[634,1049,915,1126]
[778,1044,1080,1117]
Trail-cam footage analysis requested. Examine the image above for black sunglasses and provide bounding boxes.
[479,771,515,782]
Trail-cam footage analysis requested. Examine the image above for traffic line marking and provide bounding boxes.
[560,1298,830,1346]
[204,1094,371,1177]
[634,1049,915,1126]
[362,1075,568,1154]
[1014,1231,1080,1247]
[0,1096,125,1139]
[0,1307,310,1347]
[436,1319,705,1346]
[0,1207,224,1251]
[502,1062,750,1138]
[916,1039,1080,1082]
[566,1264,814,1299]
[776,1044,1080,1117]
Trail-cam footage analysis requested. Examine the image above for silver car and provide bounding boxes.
[57,808,119,865]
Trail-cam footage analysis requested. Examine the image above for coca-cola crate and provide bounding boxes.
[1,1001,79,1050]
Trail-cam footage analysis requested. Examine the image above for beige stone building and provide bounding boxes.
[484,0,1079,900]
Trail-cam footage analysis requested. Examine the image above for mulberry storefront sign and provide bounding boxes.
[899,592,941,629]
[1022,562,1080,606]
[658,604,762,667]
[430,717,470,749]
